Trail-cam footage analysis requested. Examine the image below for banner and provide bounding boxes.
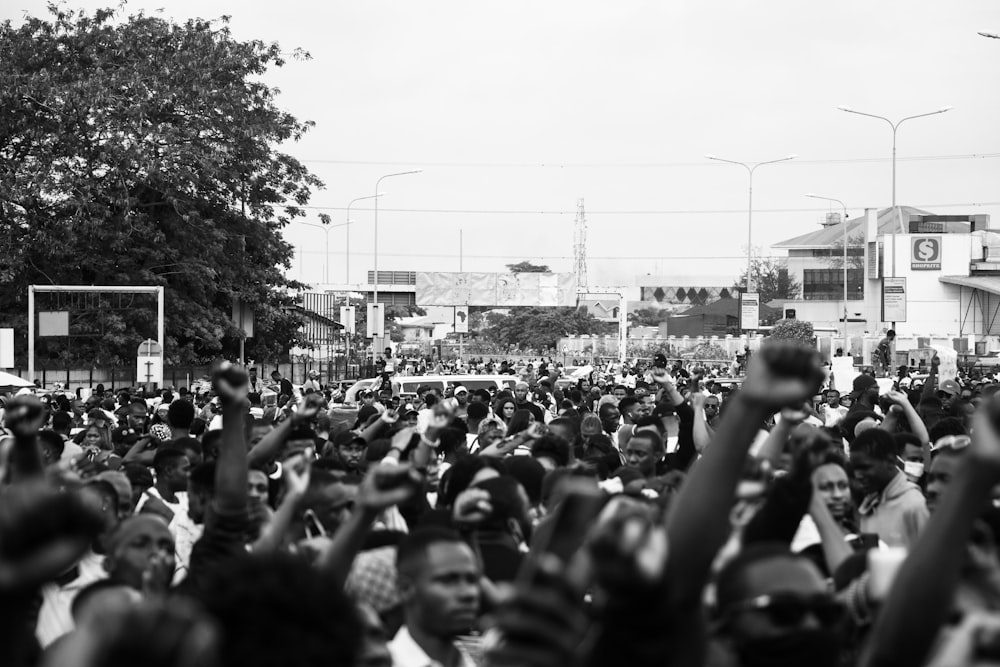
[366,303,384,338]
[416,272,577,306]
[453,306,469,334]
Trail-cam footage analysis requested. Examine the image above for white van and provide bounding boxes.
[342,374,518,406]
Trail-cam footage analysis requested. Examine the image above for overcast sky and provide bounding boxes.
[8,1,1000,289]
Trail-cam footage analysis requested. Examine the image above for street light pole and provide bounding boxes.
[837,105,952,328]
[373,170,422,304]
[705,154,797,293]
[297,221,331,284]
[806,193,850,346]
[346,193,384,284]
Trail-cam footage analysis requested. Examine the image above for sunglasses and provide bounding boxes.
[723,593,846,628]
[931,434,971,453]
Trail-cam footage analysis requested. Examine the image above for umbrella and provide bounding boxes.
[0,371,33,392]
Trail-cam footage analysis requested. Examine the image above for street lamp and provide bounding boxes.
[978,31,1000,39]
[837,105,952,218]
[373,169,422,309]
[705,154,797,293]
[806,193,850,345]
[346,193,384,284]
[837,105,952,328]
[297,220,332,284]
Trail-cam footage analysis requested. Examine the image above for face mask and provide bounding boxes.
[903,460,925,480]
[736,628,841,667]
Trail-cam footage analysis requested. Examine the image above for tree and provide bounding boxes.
[482,307,613,352]
[506,261,550,273]
[734,255,801,305]
[0,6,324,366]
[824,231,866,271]
[768,319,814,344]
[347,299,425,346]
[629,307,670,327]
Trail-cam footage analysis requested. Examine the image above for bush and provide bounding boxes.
[768,319,814,343]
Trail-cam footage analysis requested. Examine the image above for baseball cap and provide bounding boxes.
[938,379,961,396]
[453,386,468,395]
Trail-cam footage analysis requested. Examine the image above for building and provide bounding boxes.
[772,206,997,352]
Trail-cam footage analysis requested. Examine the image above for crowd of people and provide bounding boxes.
[2,341,1000,667]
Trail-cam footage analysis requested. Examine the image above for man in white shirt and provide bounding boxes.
[389,527,479,667]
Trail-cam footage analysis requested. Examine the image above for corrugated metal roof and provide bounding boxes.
[773,206,934,249]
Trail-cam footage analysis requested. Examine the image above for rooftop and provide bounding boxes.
[773,206,934,249]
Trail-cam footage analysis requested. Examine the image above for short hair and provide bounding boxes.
[634,415,665,434]
[612,385,629,394]
[396,526,466,579]
[618,396,640,415]
[531,434,571,467]
[893,432,923,456]
[629,429,665,454]
[38,430,65,458]
[51,411,72,432]
[466,402,488,421]
[928,417,968,442]
[850,428,897,460]
[167,400,195,429]
[153,447,188,474]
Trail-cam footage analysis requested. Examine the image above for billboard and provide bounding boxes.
[882,278,907,322]
[739,293,759,331]
[416,272,577,306]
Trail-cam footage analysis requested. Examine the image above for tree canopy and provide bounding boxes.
[0,6,323,367]
[734,256,801,306]
[482,307,614,352]
[506,261,550,273]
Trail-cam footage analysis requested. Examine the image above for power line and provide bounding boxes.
[297,201,1000,215]
[292,250,784,260]
[299,152,1000,168]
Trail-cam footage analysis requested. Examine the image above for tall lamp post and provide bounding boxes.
[806,193,850,346]
[705,154,797,293]
[978,31,1000,39]
[346,193,384,284]
[372,170,422,346]
[297,220,332,284]
[837,105,952,328]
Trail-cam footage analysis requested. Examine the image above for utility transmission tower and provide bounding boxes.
[574,198,588,288]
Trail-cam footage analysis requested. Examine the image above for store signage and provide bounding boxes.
[882,278,907,322]
[911,236,941,270]
[740,292,759,331]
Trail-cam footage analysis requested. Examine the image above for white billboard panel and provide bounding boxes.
[416,272,577,306]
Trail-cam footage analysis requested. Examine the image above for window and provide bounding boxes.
[803,269,865,301]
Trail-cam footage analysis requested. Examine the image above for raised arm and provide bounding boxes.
[664,345,824,611]
[316,463,418,587]
[690,393,713,455]
[247,394,323,467]
[2,395,47,483]
[859,408,1000,667]
[213,364,250,514]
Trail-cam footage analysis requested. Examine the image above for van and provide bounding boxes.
[342,374,518,406]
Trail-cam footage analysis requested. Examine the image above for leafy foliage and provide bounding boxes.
[629,307,670,327]
[482,307,614,353]
[734,255,801,306]
[506,261,550,273]
[0,6,324,365]
[768,319,815,343]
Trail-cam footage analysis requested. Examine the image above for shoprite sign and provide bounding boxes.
[911,236,941,270]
